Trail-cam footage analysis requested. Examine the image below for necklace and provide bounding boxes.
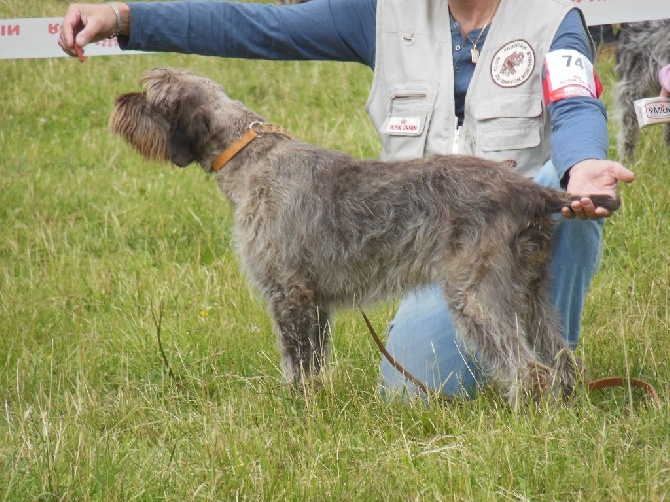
[464,0,501,64]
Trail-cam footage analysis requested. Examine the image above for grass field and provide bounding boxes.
[1,1,669,500]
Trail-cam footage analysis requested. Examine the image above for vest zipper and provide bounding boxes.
[452,117,461,154]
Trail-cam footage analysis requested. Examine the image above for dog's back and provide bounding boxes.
[235,149,617,307]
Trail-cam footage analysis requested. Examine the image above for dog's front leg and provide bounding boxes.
[267,283,331,390]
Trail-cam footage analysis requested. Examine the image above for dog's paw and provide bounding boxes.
[508,360,553,410]
[552,351,584,402]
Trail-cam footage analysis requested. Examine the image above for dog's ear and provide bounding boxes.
[170,100,213,167]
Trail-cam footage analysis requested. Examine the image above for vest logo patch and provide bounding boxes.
[385,117,423,136]
[491,40,535,88]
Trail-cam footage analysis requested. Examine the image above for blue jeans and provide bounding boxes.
[379,161,604,399]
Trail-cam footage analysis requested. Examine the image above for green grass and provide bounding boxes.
[1,2,669,499]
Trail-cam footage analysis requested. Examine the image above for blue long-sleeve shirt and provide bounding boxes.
[121,0,608,178]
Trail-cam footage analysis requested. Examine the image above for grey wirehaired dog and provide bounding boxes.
[110,68,619,407]
[615,19,670,160]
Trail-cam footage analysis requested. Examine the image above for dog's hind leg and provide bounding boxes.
[447,293,550,407]
[267,282,330,389]
[514,224,581,400]
[522,289,581,401]
[442,249,551,408]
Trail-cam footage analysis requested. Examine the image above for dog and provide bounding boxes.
[110,68,620,407]
[615,19,670,160]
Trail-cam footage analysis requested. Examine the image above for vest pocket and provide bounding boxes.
[380,82,439,161]
[478,118,541,151]
[473,97,545,173]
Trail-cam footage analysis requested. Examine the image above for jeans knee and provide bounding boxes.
[379,286,483,400]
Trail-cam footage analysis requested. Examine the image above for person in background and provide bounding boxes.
[588,24,616,49]
[659,64,670,97]
[58,0,635,401]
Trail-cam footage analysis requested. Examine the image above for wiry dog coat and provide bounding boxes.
[615,19,670,160]
[110,68,620,406]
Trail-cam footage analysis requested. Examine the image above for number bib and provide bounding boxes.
[543,49,601,103]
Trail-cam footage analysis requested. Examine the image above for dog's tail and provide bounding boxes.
[542,190,621,214]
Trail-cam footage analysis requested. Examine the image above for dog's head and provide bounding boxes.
[110,68,259,169]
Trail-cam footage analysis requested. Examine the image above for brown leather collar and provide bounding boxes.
[211,121,292,172]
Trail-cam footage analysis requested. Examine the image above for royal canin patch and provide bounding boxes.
[385,117,422,136]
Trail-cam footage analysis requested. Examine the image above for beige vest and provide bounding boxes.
[365,0,591,177]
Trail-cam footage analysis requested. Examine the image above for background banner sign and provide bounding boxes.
[0,17,135,60]
[1,2,669,60]
[572,0,670,26]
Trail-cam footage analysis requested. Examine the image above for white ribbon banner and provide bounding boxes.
[0,18,127,60]
[573,0,670,25]
[1,1,669,60]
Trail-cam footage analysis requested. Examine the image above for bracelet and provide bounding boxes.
[105,3,122,39]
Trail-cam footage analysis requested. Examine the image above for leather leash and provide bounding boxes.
[360,308,453,405]
[360,309,660,404]
[211,121,292,172]
[587,376,660,402]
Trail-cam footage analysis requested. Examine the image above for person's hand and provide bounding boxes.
[58,3,127,58]
[661,87,669,98]
[562,159,635,220]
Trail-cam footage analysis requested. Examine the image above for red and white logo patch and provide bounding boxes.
[491,40,535,88]
[385,117,422,136]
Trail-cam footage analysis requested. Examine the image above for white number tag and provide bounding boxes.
[543,49,597,102]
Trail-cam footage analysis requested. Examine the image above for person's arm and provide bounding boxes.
[546,9,634,219]
[60,0,377,67]
[546,9,607,180]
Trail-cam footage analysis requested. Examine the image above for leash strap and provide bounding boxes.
[360,309,660,404]
[211,122,292,172]
[587,376,660,402]
[359,308,453,404]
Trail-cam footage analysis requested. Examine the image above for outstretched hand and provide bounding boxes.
[562,159,635,220]
[58,3,126,59]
